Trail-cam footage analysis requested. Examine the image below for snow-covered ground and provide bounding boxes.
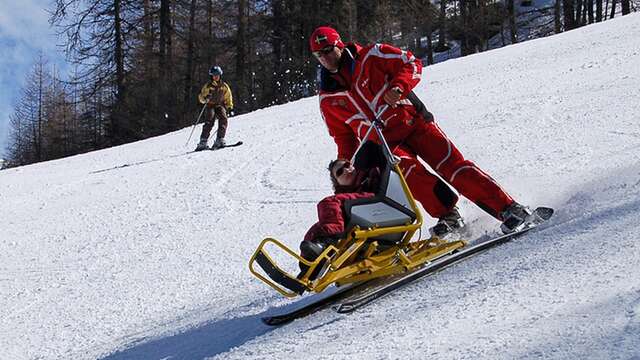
[2,13,640,360]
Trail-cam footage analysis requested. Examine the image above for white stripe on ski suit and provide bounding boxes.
[355,44,421,121]
[432,123,459,182]
[320,45,420,147]
[319,91,371,143]
[430,123,508,195]
[435,132,453,172]
[398,154,416,179]
[450,165,474,183]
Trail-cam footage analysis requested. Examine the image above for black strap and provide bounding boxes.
[407,91,434,122]
[255,251,307,294]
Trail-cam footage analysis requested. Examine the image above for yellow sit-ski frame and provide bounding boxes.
[249,106,466,298]
[249,160,466,298]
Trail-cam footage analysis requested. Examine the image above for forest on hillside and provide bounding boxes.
[3,0,637,167]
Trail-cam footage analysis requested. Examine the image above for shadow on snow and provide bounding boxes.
[101,291,338,360]
[101,311,273,359]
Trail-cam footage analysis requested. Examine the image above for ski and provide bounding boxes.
[261,207,553,324]
[90,141,245,173]
[334,207,554,313]
[192,141,243,153]
[209,140,243,150]
[261,282,369,326]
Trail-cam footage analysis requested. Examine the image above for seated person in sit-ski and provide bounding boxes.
[299,158,376,267]
[297,158,374,278]
[299,142,438,272]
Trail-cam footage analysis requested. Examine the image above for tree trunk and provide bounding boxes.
[271,0,284,103]
[581,0,589,24]
[477,0,486,51]
[426,30,434,64]
[508,0,517,43]
[554,0,562,32]
[159,0,171,68]
[236,0,248,112]
[400,11,413,50]
[143,0,153,58]
[563,0,576,29]
[596,0,603,21]
[113,0,125,142]
[36,59,44,161]
[183,0,197,123]
[207,0,213,63]
[460,0,469,55]
[575,0,584,25]
[621,0,630,14]
[610,0,616,18]
[113,0,124,91]
[500,16,506,46]
[159,0,175,130]
[437,0,447,51]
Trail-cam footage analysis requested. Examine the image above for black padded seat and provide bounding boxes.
[343,141,416,244]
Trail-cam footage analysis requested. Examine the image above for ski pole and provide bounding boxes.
[371,105,399,165]
[185,102,208,147]
[350,104,390,164]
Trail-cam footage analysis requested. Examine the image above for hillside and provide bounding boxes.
[1,13,639,360]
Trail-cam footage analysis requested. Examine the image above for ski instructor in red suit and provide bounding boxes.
[310,26,531,235]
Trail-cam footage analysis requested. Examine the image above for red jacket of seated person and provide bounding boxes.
[303,192,374,243]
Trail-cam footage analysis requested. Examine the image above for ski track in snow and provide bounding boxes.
[1,13,640,360]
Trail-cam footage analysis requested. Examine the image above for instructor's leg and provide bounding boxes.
[395,147,458,219]
[407,121,514,219]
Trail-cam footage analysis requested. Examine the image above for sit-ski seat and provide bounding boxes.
[343,141,416,244]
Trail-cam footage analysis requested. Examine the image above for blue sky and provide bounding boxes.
[0,0,67,157]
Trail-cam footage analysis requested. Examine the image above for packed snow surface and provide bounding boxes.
[2,13,640,360]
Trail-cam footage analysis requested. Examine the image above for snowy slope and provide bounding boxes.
[2,13,640,360]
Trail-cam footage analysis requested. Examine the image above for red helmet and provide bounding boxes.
[309,26,345,52]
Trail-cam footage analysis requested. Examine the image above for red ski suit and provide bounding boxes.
[318,43,514,220]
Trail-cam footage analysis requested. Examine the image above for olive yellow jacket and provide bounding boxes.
[198,80,233,109]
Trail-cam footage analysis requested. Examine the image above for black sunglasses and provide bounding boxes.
[334,161,351,178]
[313,46,335,58]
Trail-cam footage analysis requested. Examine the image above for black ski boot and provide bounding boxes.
[195,139,208,151]
[297,238,336,282]
[212,137,226,149]
[430,206,465,239]
[500,202,533,234]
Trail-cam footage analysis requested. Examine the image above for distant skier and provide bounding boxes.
[195,66,234,151]
[309,26,531,235]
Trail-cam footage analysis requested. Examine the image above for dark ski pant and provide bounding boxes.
[200,105,228,141]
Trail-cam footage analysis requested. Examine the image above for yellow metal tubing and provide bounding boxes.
[248,237,339,297]
[248,238,304,297]
[249,160,467,298]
